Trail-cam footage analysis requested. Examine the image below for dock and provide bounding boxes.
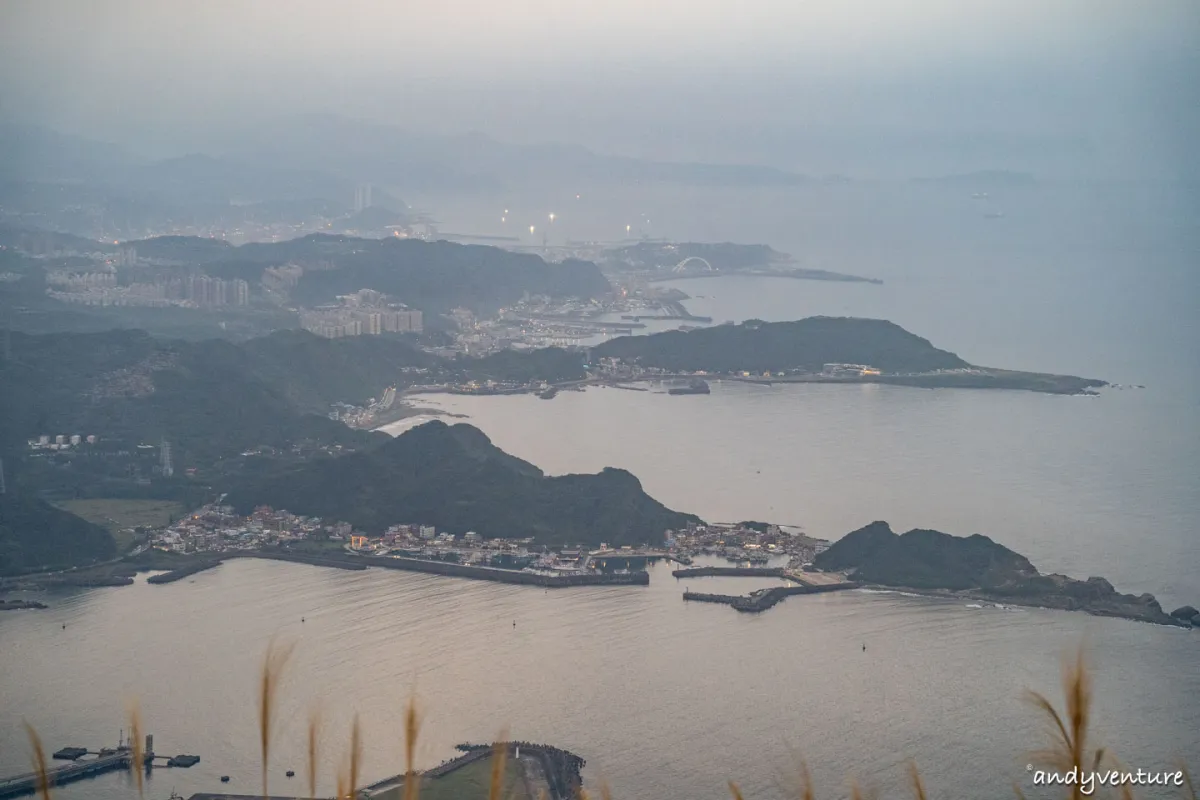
[0,752,130,799]
[0,734,199,799]
[683,583,859,612]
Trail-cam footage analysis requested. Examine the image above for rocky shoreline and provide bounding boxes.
[859,584,1197,628]
[0,598,48,611]
[813,522,1198,629]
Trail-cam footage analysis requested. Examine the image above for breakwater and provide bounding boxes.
[351,554,650,587]
[0,752,130,799]
[155,551,649,588]
[684,583,859,612]
[146,560,223,584]
[455,742,585,800]
[362,742,585,800]
[672,566,786,578]
[229,551,369,571]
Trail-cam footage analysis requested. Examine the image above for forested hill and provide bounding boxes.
[0,494,116,574]
[123,234,613,313]
[0,329,588,469]
[593,317,970,374]
[226,421,699,546]
[0,329,397,465]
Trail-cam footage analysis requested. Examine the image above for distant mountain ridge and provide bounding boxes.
[8,229,613,314]
[226,420,699,545]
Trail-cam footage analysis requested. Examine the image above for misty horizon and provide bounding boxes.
[3,0,1198,180]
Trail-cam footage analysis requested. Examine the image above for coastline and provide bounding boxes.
[5,551,1193,629]
[141,549,651,588]
[853,584,1194,628]
[646,268,883,285]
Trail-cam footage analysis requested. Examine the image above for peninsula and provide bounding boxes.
[590,317,1106,395]
[812,521,1195,627]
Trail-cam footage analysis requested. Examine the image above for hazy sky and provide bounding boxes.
[2,0,1197,177]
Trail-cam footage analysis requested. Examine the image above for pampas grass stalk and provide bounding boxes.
[488,734,508,800]
[907,762,927,800]
[793,758,815,800]
[257,636,296,800]
[307,707,322,799]
[1180,764,1196,800]
[728,781,745,800]
[22,721,51,800]
[128,701,144,798]
[402,696,421,800]
[1024,645,1103,800]
[348,714,363,800]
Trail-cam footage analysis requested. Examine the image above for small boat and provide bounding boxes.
[286,770,295,777]
[220,775,230,783]
[965,603,983,609]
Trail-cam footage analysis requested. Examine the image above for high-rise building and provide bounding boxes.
[354,184,373,212]
[160,439,174,478]
[232,279,250,306]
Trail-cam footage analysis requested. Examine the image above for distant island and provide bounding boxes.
[591,317,1105,394]
[812,521,1196,627]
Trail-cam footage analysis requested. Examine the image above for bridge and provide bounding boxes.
[671,256,716,273]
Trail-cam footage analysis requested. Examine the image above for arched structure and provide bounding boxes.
[672,256,715,273]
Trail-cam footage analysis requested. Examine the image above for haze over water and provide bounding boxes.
[2,183,1197,799]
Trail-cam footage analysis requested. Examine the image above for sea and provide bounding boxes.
[1,182,1197,799]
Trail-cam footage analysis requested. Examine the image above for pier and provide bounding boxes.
[683,583,859,613]
[0,752,130,799]
[0,734,199,799]
[672,566,787,578]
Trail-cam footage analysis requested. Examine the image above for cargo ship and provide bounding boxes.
[668,379,710,396]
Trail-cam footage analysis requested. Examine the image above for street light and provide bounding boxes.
[529,225,536,236]
[548,213,556,223]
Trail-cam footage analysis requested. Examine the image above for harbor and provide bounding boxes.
[0,734,198,799]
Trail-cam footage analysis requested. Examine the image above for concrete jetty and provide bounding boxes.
[0,734,199,799]
[672,566,786,578]
[0,752,130,798]
[683,582,858,612]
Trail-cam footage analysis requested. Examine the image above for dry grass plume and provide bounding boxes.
[307,706,322,799]
[22,720,51,800]
[487,732,509,800]
[128,700,144,798]
[348,713,363,799]
[1180,763,1197,800]
[1024,645,1105,800]
[907,762,927,800]
[402,695,422,800]
[257,635,296,800]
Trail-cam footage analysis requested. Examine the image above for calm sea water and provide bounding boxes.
[1,183,1197,799]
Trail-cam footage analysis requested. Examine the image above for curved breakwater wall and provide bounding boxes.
[684,583,859,612]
